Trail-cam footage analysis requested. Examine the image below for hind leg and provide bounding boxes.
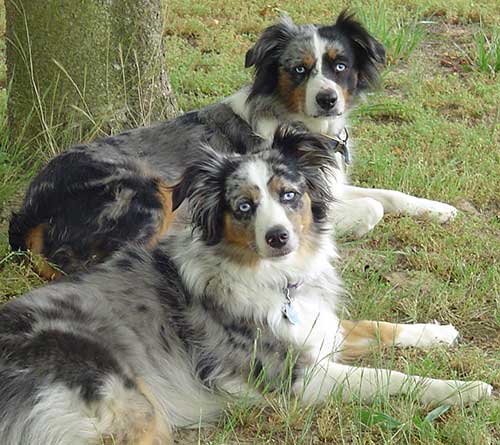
[24,224,63,280]
[11,156,176,279]
[22,376,172,445]
[95,377,172,445]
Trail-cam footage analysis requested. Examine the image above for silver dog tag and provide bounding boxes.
[282,301,300,325]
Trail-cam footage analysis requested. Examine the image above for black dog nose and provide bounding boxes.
[316,89,338,111]
[265,226,289,249]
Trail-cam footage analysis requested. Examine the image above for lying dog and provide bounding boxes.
[9,11,457,279]
[0,128,490,445]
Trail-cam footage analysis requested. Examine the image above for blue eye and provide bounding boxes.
[335,63,347,72]
[295,66,306,74]
[282,191,296,201]
[238,202,252,213]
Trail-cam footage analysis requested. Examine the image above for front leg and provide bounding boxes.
[294,362,492,406]
[339,320,459,361]
[342,185,458,223]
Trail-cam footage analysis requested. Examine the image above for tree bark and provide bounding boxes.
[6,0,177,150]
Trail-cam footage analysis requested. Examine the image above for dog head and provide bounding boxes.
[173,126,337,263]
[245,10,385,119]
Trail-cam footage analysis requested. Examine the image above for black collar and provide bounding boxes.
[322,128,351,165]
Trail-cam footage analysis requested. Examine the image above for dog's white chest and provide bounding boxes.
[280,294,342,361]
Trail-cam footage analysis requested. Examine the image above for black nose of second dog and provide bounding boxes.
[266,226,289,249]
[316,89,338,111]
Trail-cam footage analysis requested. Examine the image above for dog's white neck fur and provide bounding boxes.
[171,228,343,361]
[226,87,348,141]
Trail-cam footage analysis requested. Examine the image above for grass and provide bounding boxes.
[1,0,499,443]
[473,28,500,74]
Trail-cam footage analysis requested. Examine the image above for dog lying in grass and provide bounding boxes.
[0,128,490,445]
[9,11,457,279]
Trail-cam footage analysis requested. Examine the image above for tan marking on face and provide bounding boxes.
[147,180,176,249]
[25,224,62,280]
[239,185,260,203]
[340,86,351,107]
[338,320,403,362]
[222,212,260,266]
[302,53,315,69]
[292,193,317,258]
[268,175,288,196]
[327,48,338,60]
[223,212,254,248]
[278,68,306,113]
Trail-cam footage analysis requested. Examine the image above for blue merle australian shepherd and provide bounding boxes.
[9,11,458,279]
[0,128,491,444]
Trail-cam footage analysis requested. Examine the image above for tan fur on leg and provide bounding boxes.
[100,377,172,445]
[133,379,172,445]
[25,224,62,280]
[339,320,401,362]
[146,181,176,249]
[339,320,459,362]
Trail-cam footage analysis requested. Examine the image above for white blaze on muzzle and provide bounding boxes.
[244,160,299,257]
[304,33,346,118]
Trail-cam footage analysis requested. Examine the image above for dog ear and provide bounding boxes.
[335,10,386,89]
[172,146,233,245]
[272,125,338,222]
[245,15,298,97]
[245,15,297,68]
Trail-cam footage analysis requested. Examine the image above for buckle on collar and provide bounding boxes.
[322,128,351,165]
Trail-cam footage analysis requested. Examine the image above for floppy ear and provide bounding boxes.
[272,125,338,222]
[245,15,298,97]
[245,15,297,68]
[335,10,386,89]
[172,147,233,245]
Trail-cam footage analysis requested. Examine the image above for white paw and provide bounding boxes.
[422,379,493,406]
[419,323,459,347]
[397,323,459,348]
[417,201,458,223]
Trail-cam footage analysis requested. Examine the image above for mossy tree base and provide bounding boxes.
[6,0,177,150]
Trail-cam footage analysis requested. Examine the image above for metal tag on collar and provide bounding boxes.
[322,128,351,165]
[340,143,351,165]
[338,127,351,165]
[282,283,301,325]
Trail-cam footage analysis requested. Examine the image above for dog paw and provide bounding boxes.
[417,201,458,223]
[421,323,459,347]
[433,203,458,223]
[396,323,459,348]
[421,380,493,406]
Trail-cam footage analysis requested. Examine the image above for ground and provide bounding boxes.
[0,1,499,444]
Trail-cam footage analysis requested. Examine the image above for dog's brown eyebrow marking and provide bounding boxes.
[327,48,338,60]
[301,53,316,69]
[268,175,295,196]
[238,185,260,203]
[326,44,345,60]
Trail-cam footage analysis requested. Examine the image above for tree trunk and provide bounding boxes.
[6,0,177,151]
